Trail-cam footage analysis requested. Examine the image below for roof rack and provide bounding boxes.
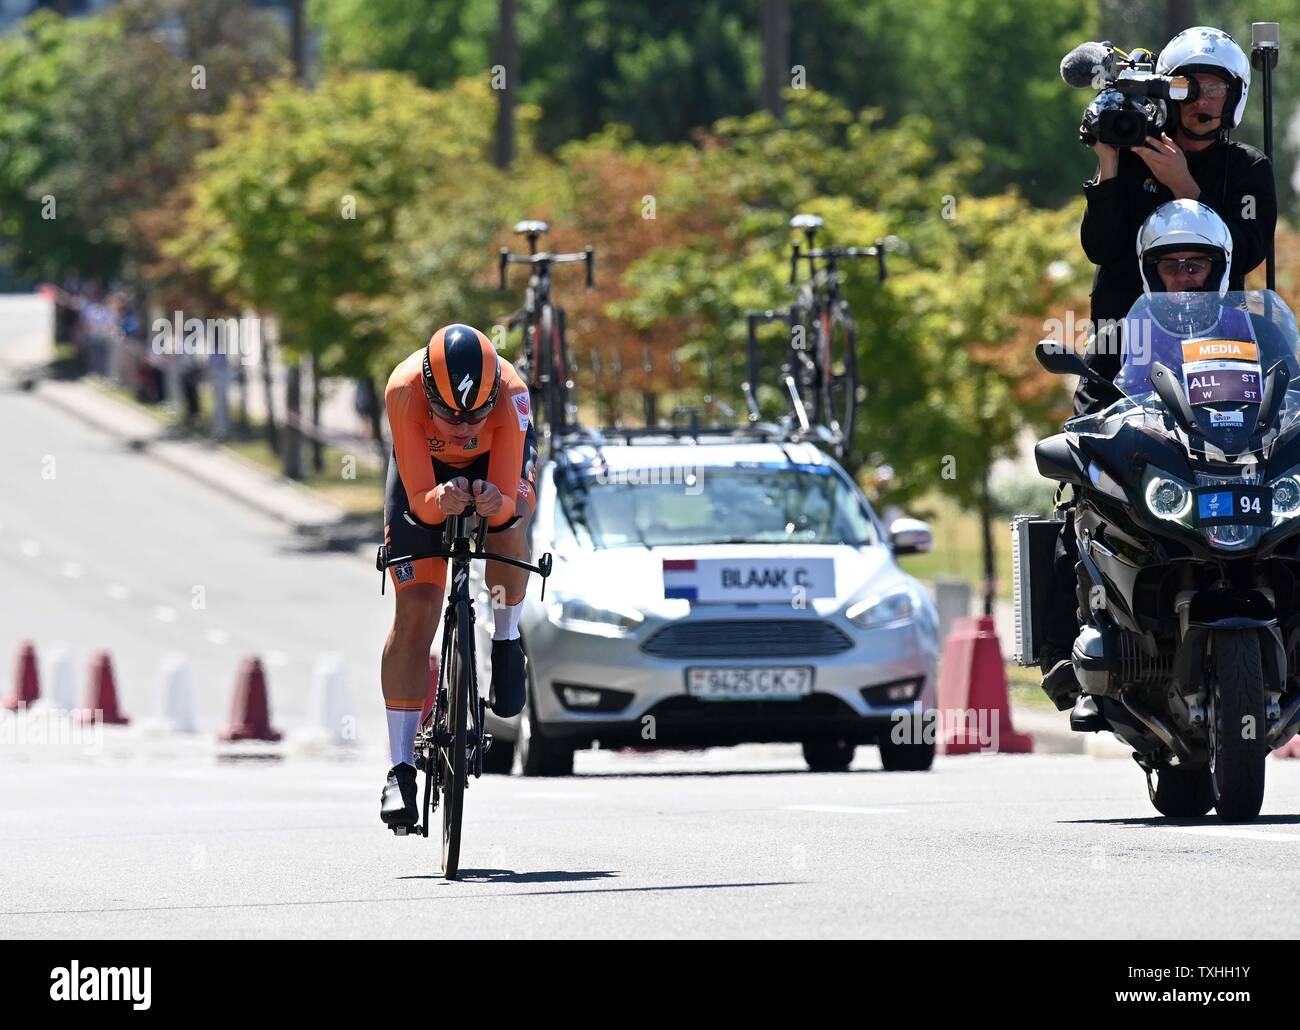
[552,409,838,450]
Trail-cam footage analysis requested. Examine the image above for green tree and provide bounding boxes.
[0,2,285,287]
[308,0,1103,205]
[172,73,517,464]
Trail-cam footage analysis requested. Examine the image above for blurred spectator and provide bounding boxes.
[354,377,376,437]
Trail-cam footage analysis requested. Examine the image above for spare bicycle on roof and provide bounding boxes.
[498,220,595,442]
[743,214,901,460]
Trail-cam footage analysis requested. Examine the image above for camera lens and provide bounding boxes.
[1111,113,1136,138]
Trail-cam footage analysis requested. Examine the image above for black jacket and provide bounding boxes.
[1073,137,1276,413]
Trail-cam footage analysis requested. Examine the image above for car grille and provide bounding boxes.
[639,618,854,659]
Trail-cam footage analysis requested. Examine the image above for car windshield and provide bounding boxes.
[1102,290,1300,453]
[555,462,879,549]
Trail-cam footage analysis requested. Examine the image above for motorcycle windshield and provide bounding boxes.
[1112,290,1300,454]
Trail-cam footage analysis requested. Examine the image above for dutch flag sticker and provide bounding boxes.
[662,559,698,600]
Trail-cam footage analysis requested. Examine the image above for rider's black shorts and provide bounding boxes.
[382,423,538,591]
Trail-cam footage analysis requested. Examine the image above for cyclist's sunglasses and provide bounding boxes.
[424,386,495,425]
[1155,257,1213,276]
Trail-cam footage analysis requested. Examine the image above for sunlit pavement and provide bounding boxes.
[6,745,1300,939]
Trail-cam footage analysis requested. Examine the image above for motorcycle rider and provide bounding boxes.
[1041,199,1235,711]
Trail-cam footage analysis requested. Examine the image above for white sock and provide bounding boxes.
[385,704,421,767]
[493,601,523,641]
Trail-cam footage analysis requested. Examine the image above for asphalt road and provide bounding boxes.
[7,746,1300,939]
[9,381,1300,940]
[0,384,392,740]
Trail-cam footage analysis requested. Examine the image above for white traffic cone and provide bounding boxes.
[158,653,197,734]
[310,652,355,746]
[47,644,77,712]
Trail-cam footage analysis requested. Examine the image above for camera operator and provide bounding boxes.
[1075,26,1276,415]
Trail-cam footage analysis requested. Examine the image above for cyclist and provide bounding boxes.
[379,323,539,828]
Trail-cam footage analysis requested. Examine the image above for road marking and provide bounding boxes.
[265,650,288,667]
[517,791,595,801]
[154,606,177,623]
[59,561,83,579]
[19,538,40,558]
[1162,825,1300,843]
[205,628,230,645]
[106,584,129,601]
[783,804,908,815]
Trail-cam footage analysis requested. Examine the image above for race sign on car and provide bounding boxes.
[662,557,835,602]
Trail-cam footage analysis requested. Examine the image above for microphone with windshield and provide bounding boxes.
[1060,41,1112,88]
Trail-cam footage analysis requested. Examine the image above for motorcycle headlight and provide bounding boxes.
[846,587,915,629]
[546,595,644,636]
[1143,467,1194,523]
[1272,474,1300,518]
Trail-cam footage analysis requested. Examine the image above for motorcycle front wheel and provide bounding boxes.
[1209,628,1267,822]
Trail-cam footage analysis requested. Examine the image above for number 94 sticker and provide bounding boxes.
[1192,484,1273,527]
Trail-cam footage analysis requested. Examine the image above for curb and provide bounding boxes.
[1011,705,1082,754]
[29,375,350,535]
[1011,705,1134,758]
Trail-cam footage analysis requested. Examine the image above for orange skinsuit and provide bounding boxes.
[383,349,537,592]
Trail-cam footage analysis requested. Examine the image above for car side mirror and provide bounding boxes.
[889,517,933,555]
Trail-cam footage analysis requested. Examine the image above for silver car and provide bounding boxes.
[475,434,939,775]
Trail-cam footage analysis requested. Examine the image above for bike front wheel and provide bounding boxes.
[440,601,471,878]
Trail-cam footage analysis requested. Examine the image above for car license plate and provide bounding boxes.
[1192,484,1272,527]
[686,667,813,701]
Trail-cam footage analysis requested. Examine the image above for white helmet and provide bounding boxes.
[1156,26,1251,129]
[1137,199,1233,296]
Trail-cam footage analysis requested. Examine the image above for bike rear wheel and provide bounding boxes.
[538,304,566,437]
[440,601,471,878]
[787,305,819,421]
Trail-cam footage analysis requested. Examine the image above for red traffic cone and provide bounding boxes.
[80,650,130,725]
[219,656,282,742]
[936,615,1033,755]
[5,641,40,711]
[419,652,440,726]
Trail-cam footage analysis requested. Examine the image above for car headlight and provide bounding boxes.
[546,595,644,636]
[1142,466,1194,524]
[845,586,915,629]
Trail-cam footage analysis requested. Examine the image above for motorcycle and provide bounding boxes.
[1015,290,1300,821]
